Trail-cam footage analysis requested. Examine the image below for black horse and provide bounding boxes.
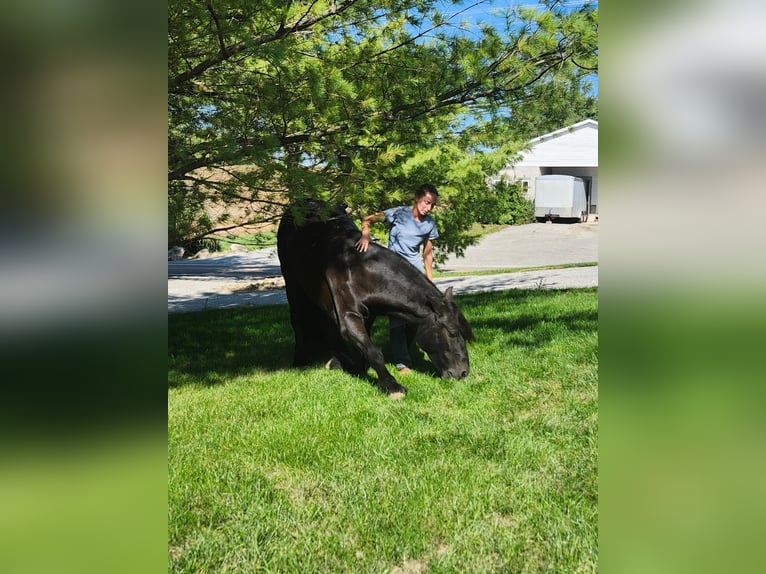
[277,201,474,395]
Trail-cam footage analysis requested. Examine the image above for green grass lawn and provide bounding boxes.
[215,232,278,251]
[168,289,598,573]
[432,261,598,279]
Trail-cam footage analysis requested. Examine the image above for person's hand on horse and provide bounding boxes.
[355,233,371,252]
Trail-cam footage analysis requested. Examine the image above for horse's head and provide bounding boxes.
[415,287,474,380]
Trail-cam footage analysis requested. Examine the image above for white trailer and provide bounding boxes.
[534,175,589,223]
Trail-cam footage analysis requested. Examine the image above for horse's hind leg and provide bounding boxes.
[285,284,332,366]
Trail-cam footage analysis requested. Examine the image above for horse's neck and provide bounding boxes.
[363,244,441,316]
[379,274,438,319]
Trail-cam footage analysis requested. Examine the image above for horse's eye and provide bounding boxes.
[436,320,458,338]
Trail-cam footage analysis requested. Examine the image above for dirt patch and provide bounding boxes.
[222,277,285,292]
[389,545,451,573]
[390,558,426,574]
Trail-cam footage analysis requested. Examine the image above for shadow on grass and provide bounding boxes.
[169,304,294,387]
[456,288,598,348]
[168,289,597,388]
[167,303,436,389]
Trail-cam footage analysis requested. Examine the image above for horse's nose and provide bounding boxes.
[446,368,468,379]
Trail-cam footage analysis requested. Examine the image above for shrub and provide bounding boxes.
[473,180,535,225]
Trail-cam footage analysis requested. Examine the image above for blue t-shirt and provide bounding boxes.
[383,206,439,272]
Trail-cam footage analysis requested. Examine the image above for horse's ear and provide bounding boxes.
[444,286,454,301]
[425,294,445,315]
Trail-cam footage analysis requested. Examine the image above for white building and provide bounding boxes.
[494,119,598,215]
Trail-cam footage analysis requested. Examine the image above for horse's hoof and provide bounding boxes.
[382,382,407,396]
[325,357,342,370]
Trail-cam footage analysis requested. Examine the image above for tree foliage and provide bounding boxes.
[472,179,535,225]
[168,0,597,258]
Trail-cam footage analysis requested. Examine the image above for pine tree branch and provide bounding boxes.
[169,1,362,91]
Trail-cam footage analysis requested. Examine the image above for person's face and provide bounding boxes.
[415,192,437,217]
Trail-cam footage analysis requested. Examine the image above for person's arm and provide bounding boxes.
[355,211,385,252]
[422,238,434,280]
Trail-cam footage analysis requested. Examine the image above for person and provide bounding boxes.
[355,184,440,374]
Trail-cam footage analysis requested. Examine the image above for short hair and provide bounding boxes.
[415,184,439,199]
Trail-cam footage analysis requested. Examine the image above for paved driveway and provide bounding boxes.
[440,220,598,271]
[168,221,598,313]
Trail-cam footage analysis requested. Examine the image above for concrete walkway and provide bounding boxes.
[168,221,598,313]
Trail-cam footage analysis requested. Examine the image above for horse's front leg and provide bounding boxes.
[339,311,407,395]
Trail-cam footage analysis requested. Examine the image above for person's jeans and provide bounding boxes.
[388,316,411,369]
